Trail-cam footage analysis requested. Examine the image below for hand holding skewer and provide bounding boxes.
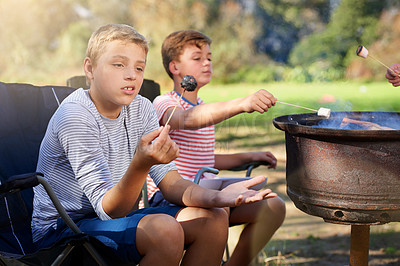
[164,75,197,126]
[385,63,400,87]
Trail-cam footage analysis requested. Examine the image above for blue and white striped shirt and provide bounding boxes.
[32,89,176,242]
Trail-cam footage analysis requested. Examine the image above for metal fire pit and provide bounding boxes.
[273,111,400,265]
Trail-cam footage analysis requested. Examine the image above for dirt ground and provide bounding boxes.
[217,143,400,266]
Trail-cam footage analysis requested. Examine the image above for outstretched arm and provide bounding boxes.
[160,89,277,130]
[214,151,277,170]
[159,171,277,208]
[386,63,400,87]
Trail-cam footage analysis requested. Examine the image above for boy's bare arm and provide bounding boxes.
[158,171,277,208]
[214,152,277,170]
[102,126,179,218]
[160,89,277,130]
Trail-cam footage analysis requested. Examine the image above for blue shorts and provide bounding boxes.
[36,206,181,264]
[149,190,178,207]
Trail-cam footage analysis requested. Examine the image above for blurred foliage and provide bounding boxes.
[288,0,388,82]
[129,0,262,84]
[256,0,330,62]
[0,0,78,83]
[0,0,399,85]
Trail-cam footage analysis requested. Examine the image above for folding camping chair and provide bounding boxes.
[0,82,130,265]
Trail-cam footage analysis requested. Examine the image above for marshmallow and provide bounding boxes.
[356,45,368,59]
[317,107,331,118]
[180,75,197,91]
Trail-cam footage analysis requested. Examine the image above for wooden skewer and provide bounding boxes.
[368,54,399,77]
[164,91,186,127]
[277,101,331,118]
[277,101,318,112]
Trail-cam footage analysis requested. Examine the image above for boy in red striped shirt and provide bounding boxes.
[149,30,286,266]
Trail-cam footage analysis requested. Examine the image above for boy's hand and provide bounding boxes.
[386,63,400,87]
[219,176,277,206]
[240,89,277,113]
[136,125,179,167]
[251,151,277,169]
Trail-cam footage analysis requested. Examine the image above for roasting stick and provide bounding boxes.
[356,45,400,77]
[277,100,331,118]
[164,75,198,127]
[164,92,186,126]
[277,101,317,112]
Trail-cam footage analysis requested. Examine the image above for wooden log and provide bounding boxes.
[340,117,394,130]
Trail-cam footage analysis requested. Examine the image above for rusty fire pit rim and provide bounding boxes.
[273,111,400,140]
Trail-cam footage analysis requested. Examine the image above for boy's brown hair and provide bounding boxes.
[86,24,149,67]
[161,30,212,79]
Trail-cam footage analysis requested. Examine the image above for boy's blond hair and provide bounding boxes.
[86,24,148,67]
[161,30,212,79]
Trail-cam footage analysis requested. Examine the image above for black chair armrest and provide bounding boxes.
[193,167,219,184]
[0,172,81,234]
[228,161,271,177]
[0,172,41,194]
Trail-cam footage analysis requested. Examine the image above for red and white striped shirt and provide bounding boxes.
[143,91,215,203]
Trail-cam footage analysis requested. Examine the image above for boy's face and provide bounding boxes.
[85,40,146,118]
[174,43,212,88]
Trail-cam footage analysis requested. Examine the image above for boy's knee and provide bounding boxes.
[138,214,184,248]
[193,207,229,236]
[207,208,229,237]
[202,208,229,244]
[210,207,229,226]
[155,214,184,240]
[268,196,286,223]
[136,214,184,264]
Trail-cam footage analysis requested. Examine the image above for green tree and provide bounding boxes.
[288,0,386,81]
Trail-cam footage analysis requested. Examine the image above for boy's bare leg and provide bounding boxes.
[177,207,229,266]
[226,196,286,266]
[136,214,185,265]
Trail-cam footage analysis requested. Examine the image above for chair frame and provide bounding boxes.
[0,173,108,266]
